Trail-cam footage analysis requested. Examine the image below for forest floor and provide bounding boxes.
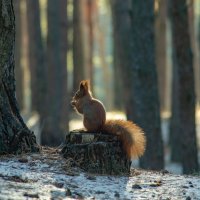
[0,147,200,200]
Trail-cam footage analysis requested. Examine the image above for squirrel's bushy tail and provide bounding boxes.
[102,120,146,159]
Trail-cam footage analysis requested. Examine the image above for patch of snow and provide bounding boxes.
[0,150,199,200]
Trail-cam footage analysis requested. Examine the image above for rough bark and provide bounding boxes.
[131,0,164,170]
[13,0,24,110]
[26,0,47,117]
[170,0,199,174]
[0,0,39,154]
[42,0,68,146]
[61,131,131,175]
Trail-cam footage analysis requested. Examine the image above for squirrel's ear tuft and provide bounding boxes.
[79,80,90,92]
[79,81,85,90]
[84,80,90,91]
[79,81,84,89]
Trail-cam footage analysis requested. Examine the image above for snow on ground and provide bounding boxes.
[0,148,200,200]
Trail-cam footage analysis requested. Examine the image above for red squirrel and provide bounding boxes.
[71,80,146,159]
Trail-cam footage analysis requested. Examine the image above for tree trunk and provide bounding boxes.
[198,4,200,105]
[189,0,200,105]
[73,0,86,91]
[13,0,24,110]
[169,49,181,162]
[42,0,68,146]
[85,0,94,91]
[96,19,113,110]
[26,0,47,117]
[111,0,134,118]
[131,0,164,170]
[21,0,31,113]
[170,0,199,174]
[59,0,69,137]
[155,0,168,113]
[0,0,39,154]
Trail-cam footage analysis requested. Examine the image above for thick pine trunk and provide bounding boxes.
[0,0,39,154]
[170,0,199,174]
[131,0,164,170]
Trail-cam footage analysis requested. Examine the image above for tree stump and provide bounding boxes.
[61,131,131,175]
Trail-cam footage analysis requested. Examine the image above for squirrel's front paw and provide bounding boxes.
[71,100,76,106]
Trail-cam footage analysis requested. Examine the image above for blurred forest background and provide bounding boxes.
[13,0,200,174]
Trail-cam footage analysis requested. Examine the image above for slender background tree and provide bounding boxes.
[13,0,24,110]
[111,0,133,118]
[42,0,68,146]
[26,0,47,118]
[155,0,168,113]
[73,0,86,91]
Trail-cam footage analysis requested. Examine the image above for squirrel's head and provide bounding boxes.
[71,80,91,106]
